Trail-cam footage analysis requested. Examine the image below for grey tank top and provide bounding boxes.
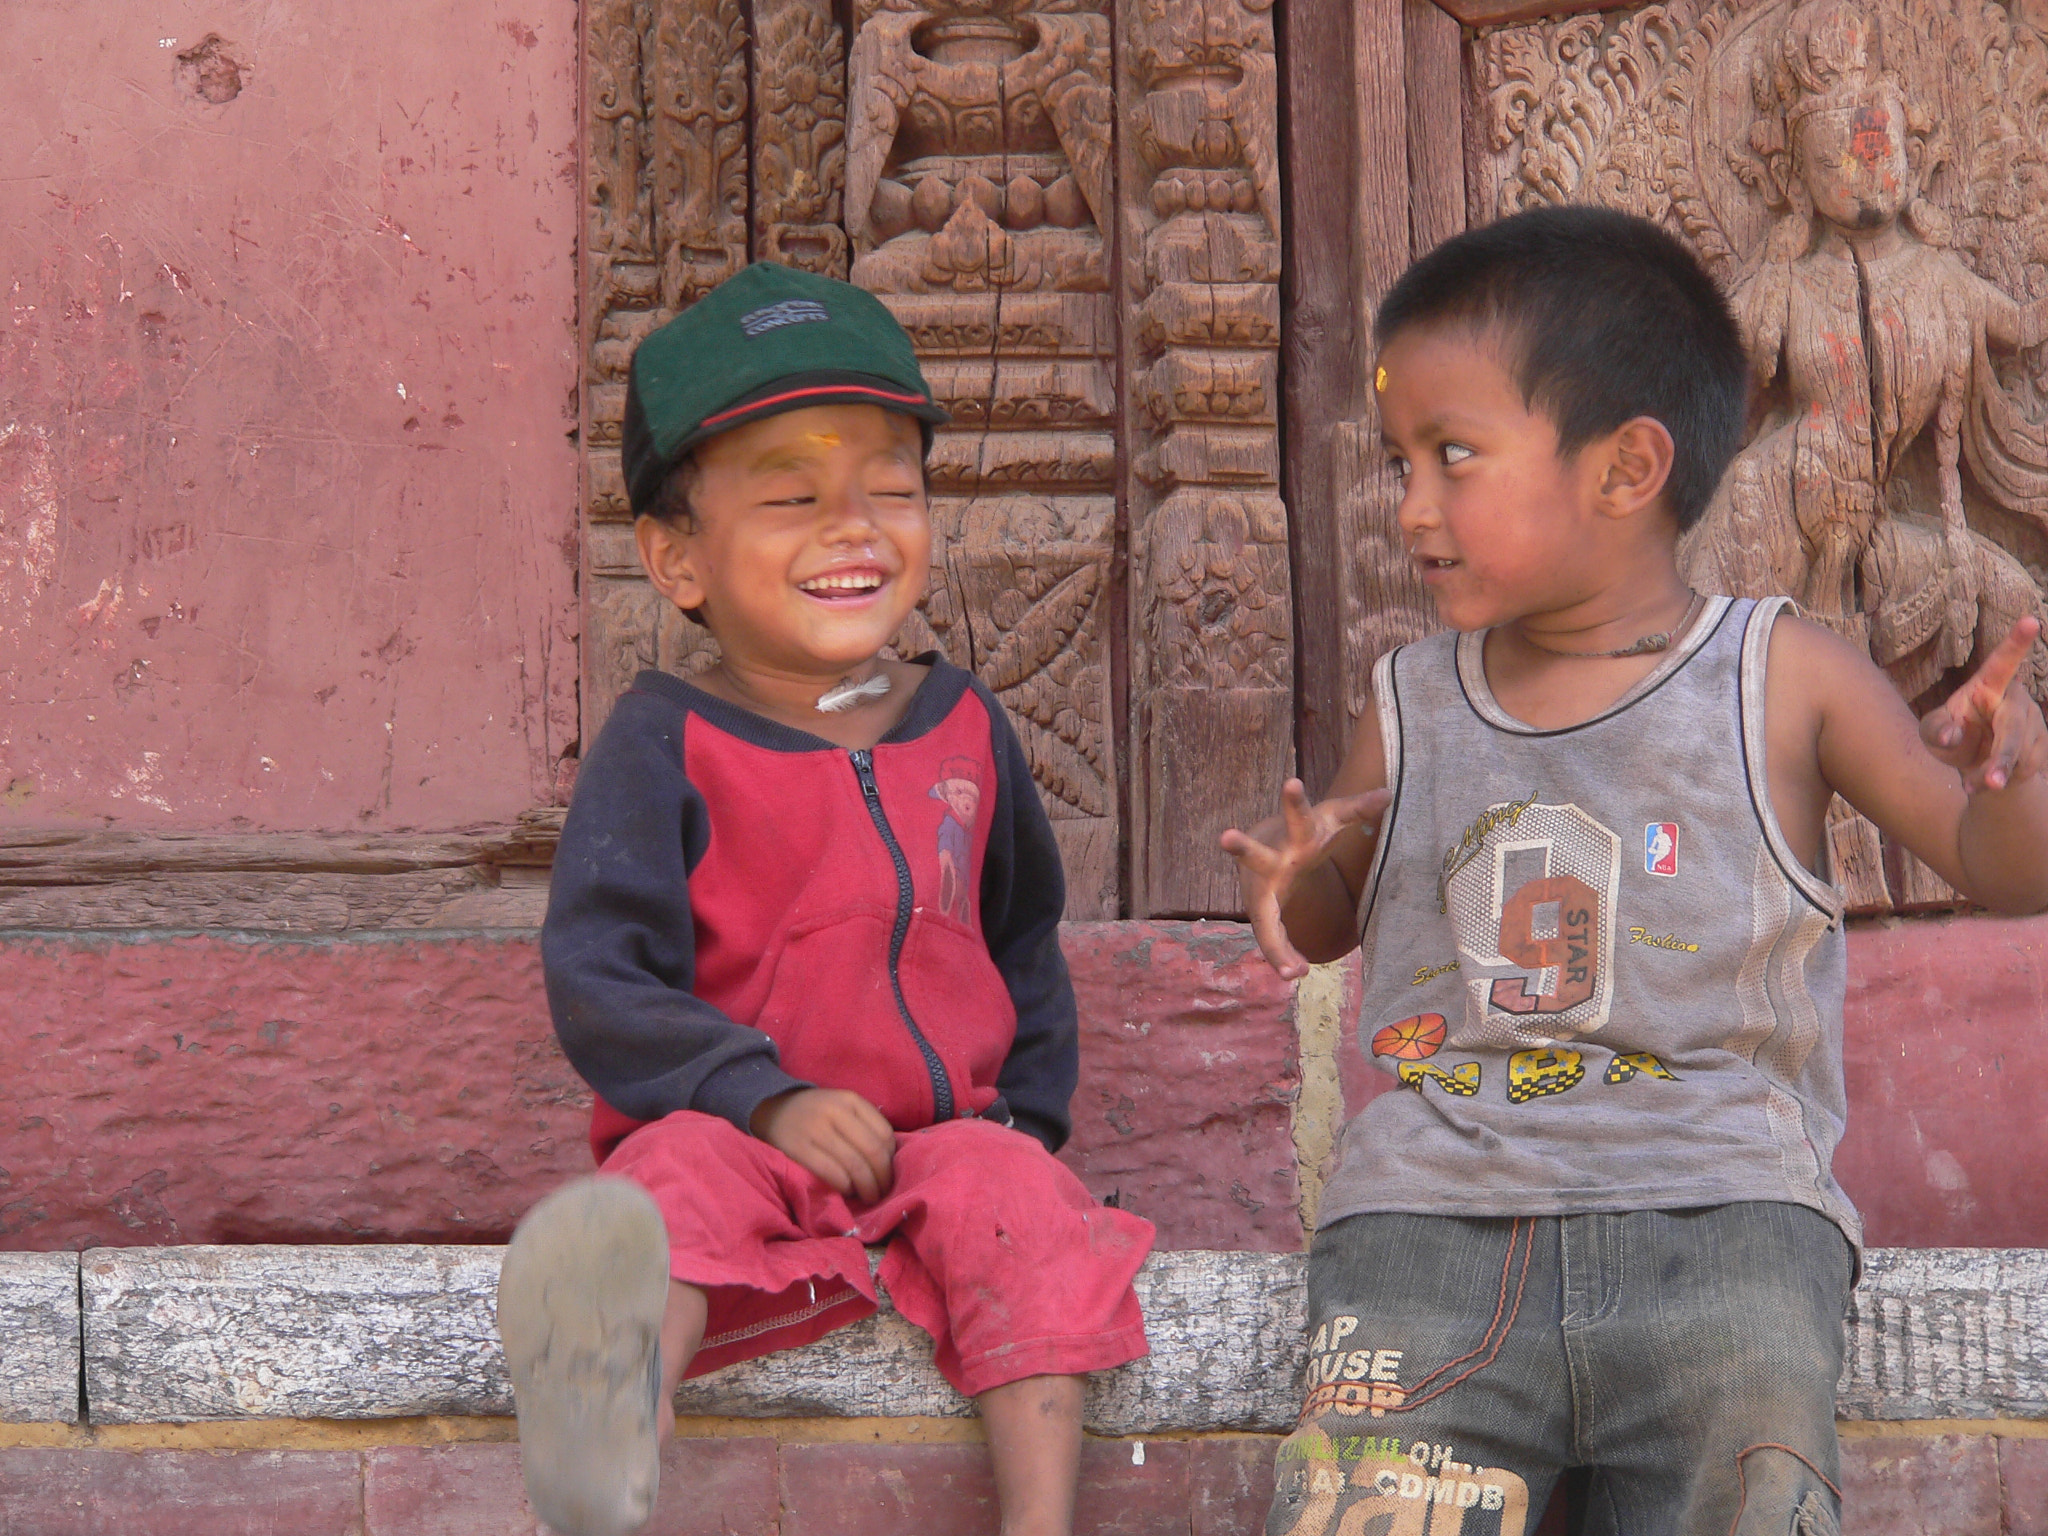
[1318,595,1861,1252]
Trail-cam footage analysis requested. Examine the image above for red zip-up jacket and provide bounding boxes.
[542,659,1078,1164]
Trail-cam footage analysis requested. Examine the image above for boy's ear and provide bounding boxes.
[1592,416,1676,522]
[635,513,709,617]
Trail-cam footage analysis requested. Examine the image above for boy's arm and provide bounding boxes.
[1771,615,2048,912]
[542,693,811,1133]
[972,681,1078,1154]
[1222,688,1392,978]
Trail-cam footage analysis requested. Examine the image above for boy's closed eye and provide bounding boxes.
[869,449,926,496]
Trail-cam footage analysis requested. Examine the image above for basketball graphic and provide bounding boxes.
[1372,1013,1447,1060]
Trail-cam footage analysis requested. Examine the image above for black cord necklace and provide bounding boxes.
[1515,591,1704,660]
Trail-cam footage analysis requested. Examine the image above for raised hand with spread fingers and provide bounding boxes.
[1221,698,1395,980]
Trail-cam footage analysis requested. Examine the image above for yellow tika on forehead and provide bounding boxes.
[1376,366,1389,393]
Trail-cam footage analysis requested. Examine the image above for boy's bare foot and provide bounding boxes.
[497,1177,671,1536]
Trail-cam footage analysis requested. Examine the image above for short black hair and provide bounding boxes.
[649,453,701,531]
[1375,205,1748,531]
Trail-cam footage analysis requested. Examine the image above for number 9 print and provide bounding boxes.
[1440,801,1623,1041]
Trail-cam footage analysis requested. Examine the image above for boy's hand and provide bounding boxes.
[751,1088,896,1203]
[1221,779,1391,982]
[1920,617,2047,793]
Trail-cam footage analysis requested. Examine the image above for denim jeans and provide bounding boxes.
[1265,1203,1853,1536]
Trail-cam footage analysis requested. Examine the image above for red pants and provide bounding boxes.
[601,1110,1154,1397]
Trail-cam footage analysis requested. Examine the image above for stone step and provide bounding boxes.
[6,1245,2045,1429]
[1,1433,2042,1536]
[0,1251,79,1424]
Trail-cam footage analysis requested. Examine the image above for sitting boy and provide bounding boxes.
[1224,205,2048,1533]
[497,262,1153,1536]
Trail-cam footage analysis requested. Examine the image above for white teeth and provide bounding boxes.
[800,573,883,593]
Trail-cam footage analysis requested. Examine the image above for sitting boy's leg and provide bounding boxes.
[1268,1213,1573,1536]
[655,1279,708,1441]
[866,1117,1154,1396]
[866,1119,1152,1536]
[1569,1203,1850,1536]
[602,1108,881,1374]
[980,1373,1084,1536]
[497,1177,672,1536]
[499,1110,891,1534]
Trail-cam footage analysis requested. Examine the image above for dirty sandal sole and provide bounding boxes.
[497,1176,670,1536]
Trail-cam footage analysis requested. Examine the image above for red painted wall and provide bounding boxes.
[1832,915,2048,1248]
[0,923,1304,1253]
[7,916,2045,1254]
[0,2,579,830]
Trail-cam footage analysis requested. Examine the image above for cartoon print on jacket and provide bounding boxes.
[930,755,983,923]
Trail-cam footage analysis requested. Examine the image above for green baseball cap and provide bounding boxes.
[621,262,951,515]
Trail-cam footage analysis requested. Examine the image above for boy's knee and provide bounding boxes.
[893,1117,1105,1226]
[900,1115,1057,1176]
[1717,1448,1839,1536]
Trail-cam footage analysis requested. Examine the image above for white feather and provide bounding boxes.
[815,673,893,713]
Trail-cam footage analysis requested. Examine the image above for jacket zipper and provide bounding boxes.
[849,748,956,1123]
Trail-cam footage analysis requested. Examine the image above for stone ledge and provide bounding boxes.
[0,1252,81,1423]
[80,1248,1304,1434]
[1840,1248,2048,1420]
[31,1245,2044,1431]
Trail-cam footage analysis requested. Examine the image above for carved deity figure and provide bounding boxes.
[1685,0,2048,701]
[846,0,1112,293]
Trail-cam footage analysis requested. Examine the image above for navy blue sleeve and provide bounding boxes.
[541,689,809,1134]
[970,677,1078,1153]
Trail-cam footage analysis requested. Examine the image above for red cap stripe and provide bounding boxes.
[698,383,934,430]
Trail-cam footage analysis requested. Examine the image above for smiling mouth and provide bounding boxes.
[797,570,888,601]
[1414,555,1458,574]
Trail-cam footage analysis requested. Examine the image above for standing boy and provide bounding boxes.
[500,262,1153,1536]
[1225,206,2048,1533]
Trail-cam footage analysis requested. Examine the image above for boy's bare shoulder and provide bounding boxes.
[1762,606,1891,727]
[1765,605,1863,669]
[1765,606,1932,736]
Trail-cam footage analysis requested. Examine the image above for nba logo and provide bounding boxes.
[1645,823,1678,877]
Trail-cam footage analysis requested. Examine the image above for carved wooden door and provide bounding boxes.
[579,0,1291,920]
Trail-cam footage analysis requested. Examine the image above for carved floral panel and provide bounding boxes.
[1473,0,2048,909]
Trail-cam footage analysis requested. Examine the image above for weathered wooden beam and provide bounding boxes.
[78,1244,2048,1429]
[1279,0,1369,796]
[1334,0,1435,736]
[1405,0,1467,260]
[0,813,561,932]
[0,816,563,878]
[0,1252,80,1424]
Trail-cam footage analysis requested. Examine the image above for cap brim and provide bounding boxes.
[674,371,952,455]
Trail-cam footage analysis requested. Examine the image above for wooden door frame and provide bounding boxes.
[1279,0,1470,793]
